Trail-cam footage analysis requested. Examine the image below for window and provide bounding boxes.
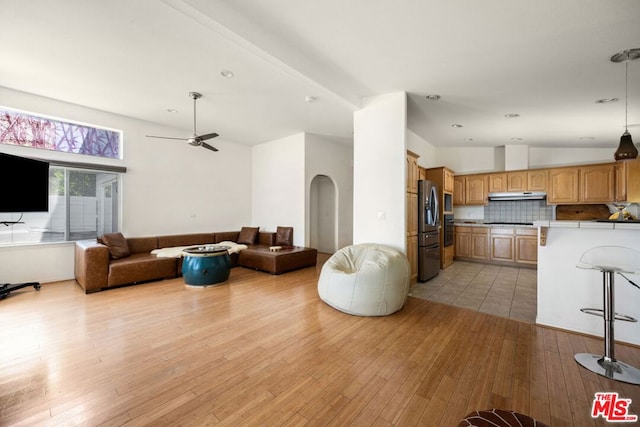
[0,165,122,245]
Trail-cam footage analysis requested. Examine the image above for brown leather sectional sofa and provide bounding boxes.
[74,229,317,293]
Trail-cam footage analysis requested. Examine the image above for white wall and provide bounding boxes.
[435,147,497,174]
[529,147,613,168]
[0,87,252,283]
[407,130,437,169]
[353,92,407,250]
[305,134,353,250]
[251,133,306,245]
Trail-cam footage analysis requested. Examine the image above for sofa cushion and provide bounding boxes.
[276,226,293,246]
[238,226,259,244]
[108,253,177,287]
[157,233,215,248]
[98,232,131,260]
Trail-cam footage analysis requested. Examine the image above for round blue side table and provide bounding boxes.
[182,245,231,286]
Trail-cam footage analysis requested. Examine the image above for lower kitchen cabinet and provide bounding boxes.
[515,228,538,265]
[490,228,515,263]
[455,225,537,268]
[455,226,489,261]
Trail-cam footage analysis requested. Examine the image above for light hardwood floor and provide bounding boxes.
[1,256,639,426]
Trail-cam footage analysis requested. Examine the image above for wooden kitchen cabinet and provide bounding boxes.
[547,167,579,204]
[526,170,547,191]
[407,235,418,280]
[465,174,488,205]
[454,226,471,258]
[489,173,507,192]
[455,226,489,260]
[406,151,419,194]
[406,192,418,237]
[418,166,427,181]
[580,164,615,203]
[472,227,490,260]
[443,168,455,193]
[490,228,515,263]
[453,176,465,205]
[456,225,536,267]
[507,171,528,191]
[406,151,420,281]
[453,174,487,206]
[515,228,538,265]
[426,166,456,270]
[615,158,640,202]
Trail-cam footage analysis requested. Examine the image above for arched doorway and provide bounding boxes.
[310,174,337,253]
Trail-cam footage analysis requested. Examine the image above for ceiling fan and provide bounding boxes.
[146,91,219,152]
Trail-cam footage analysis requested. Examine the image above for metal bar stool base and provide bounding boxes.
[575,353,640,385]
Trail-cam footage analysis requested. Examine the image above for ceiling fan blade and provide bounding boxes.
[146,135,186,141]
[201,142,219,152]
[198,132,219,141]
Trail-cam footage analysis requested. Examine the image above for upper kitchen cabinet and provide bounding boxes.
[453,174,488,205]
[488,173,507,192]
[547,167,579,204]
[507,172,527,191]
[616,157,640,203]
[465,174,488,205]
[491,171,539,192]
[443,168,455,193]
[526,170,547,191]
[453,176,465,205]
[418,166,427,181]
[547,163,615,204]
[579,164,615,203]
[406,151,419,194]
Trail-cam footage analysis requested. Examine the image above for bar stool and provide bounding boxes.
[575,245,640,384]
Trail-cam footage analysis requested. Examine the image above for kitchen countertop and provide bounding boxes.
[533,220,640,230]
[454,221,536,228]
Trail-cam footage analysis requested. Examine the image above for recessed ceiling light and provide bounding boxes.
[579,136,595,140]
[305,96,317,103]
[451,124,463,128]
[166,108,178,113]
[595,98,618,104]
[220,69,234,78]
[464,138,474,142]
[505,113,520,118]
[510,137,523,141]
[425,95,441,101]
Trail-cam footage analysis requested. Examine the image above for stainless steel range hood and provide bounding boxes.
[487,191,547,201]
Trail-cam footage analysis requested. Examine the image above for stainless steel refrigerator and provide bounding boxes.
[417,180,441,282]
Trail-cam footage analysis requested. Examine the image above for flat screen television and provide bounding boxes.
[0,152,50,212]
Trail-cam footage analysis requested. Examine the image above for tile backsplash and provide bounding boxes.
[484,200,554,223]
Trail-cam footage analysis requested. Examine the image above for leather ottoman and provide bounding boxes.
[238,246,317,274]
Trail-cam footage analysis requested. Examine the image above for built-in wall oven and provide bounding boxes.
[443,214,454,247]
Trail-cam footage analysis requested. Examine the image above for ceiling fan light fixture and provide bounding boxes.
[611,48,640,161]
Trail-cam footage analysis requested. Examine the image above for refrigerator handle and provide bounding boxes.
[431,185,439,226]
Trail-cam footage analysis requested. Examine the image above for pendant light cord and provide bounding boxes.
[625,55,629,131]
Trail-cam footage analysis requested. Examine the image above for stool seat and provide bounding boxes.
[574,245,640,385]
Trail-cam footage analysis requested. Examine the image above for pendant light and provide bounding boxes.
[612,49,640,161]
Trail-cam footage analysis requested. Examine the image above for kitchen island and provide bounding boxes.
[534,220,640,345]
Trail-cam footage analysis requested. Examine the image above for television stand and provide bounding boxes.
[1,282,41,299]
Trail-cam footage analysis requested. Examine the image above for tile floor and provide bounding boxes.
[409,261,537,323]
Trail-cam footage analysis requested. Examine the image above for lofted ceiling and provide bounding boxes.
[1,0,639,150]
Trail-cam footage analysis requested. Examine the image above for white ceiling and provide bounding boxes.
[1,0,639,150]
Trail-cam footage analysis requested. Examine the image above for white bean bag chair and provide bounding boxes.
[317,243,411,316]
